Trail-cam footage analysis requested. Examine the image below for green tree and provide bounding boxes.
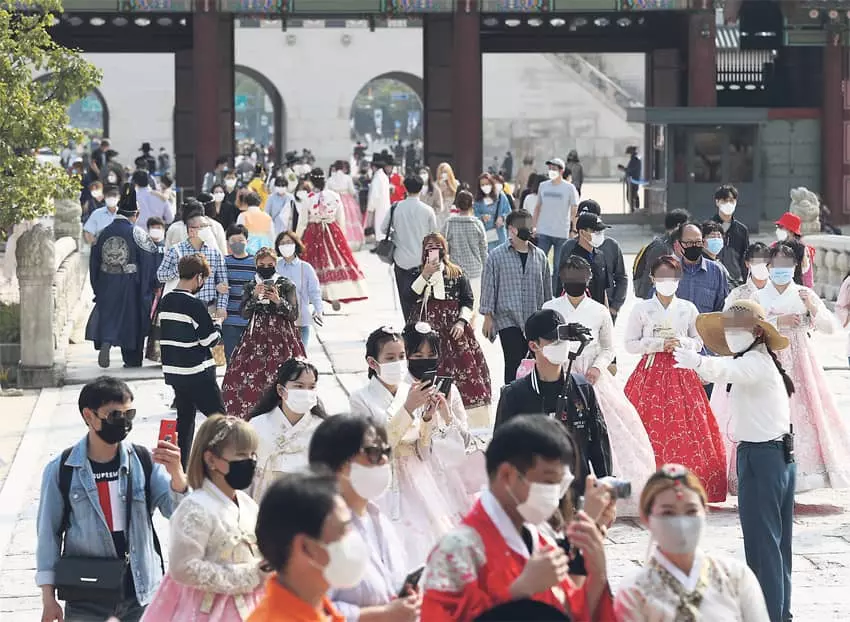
[0,0,101,229]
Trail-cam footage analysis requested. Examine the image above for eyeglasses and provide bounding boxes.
[360,444,392,464]
[679,240,703,248]
[96,408,136,423]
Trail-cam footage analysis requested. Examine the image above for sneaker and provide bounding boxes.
[98,343,111,368]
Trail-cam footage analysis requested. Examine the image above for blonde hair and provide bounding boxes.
[639,466,708,519]
[436,162,458,192]
[186,414,259,489]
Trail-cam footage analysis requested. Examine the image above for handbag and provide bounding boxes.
[375,203,397,265]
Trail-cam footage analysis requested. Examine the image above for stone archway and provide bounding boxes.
[234,64,285,159]
[349,71,424,148]
[34,74,110,140]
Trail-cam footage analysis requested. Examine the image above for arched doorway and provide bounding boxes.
[34,74,109,140]
[350,72,424,155]
[234,65,284,160]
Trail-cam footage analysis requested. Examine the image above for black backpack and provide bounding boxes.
[57,444,164,572]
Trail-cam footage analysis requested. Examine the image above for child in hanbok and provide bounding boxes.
[615,464,769,621]
[543,255,656,513]
[327,161,365,251]
[754,242,850,490]
[623,255,727,502]
[247,358,326,501]
[300,168,367,310]
[142,415,265,622]
[349,326,472,566]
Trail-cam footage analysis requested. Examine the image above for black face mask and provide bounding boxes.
[192,277,205,295]
[223,458,257,490]
[95,417,132,445]
[682,246,704,262]
[407,358,438,381]
[516,227,532,241]
[563,281,588,297]
[256,266,276,280]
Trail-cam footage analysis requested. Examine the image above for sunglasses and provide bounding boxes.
[361,444,392,465]
[96,408,136,423]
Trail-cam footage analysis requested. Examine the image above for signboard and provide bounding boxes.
[289,0,381,12]
[386,0,454,11]
[479,0,548,11]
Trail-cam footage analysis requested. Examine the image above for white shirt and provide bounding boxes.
[382,197,438,270]
[624,295,703,354]
[368,169,392,242]
[755,281,835,335]
[696,346,791,442]
[542,295,614,371]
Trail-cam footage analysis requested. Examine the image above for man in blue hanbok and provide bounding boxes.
[86,185,159,368]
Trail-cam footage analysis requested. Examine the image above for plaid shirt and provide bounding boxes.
[156,239,228,310]
[442,214,488,279]
[480,242,552,333]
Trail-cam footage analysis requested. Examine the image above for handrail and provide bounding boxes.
[553,53,643,110]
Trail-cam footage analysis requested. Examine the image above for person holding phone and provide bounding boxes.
[349,326,470,566]
[221,247,304,419]
[409,233,492,428]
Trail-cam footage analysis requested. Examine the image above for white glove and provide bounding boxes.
[673,347,702,370]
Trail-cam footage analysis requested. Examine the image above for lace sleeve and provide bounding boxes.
[168,499,263,595]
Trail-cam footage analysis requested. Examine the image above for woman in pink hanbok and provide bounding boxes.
[327,160,365,251]
[754,242,850,491]
[348,326,472,566]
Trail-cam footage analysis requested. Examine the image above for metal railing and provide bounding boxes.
[549,53,643,119]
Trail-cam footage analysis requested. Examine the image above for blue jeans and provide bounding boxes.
[300,325,311,348]
[536,233,568,294]
[221,324,246,363]
[65,597,145,622]
[738,440,796,622]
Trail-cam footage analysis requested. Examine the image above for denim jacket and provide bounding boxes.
[35,435,185,605]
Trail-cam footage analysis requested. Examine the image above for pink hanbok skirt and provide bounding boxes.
[141,574,264,622]
[340,193,365,251]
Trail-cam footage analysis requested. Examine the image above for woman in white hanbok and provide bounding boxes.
[327,161,365,251]
[247,358,326,501]
[543,255,656,514]
[615,464,770,621]
[349,326,473,566]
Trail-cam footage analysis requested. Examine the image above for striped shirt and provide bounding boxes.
[158,290,220,382]
[224,254,256,328]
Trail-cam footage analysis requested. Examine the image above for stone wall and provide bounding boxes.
[52,238,86,351]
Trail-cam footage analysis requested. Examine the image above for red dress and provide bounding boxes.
[301,189,368,304]
[624,352,728,502]
[389,172,405,203]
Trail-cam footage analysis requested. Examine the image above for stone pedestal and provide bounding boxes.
[15,225,58,388]
[54,197,82,247]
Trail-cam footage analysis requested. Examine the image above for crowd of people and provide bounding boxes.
[33,143,850,622]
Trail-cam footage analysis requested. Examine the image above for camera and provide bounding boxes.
[556,322,593,344]
[598,476,632,500]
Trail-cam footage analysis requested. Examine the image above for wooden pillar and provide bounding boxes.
[821,40,847,223]
[688,12,717,106]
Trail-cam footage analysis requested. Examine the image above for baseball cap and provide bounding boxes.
[545,158,566,170]
[577,199,601,216]
[524,309,566,343]
[576,212,609,232]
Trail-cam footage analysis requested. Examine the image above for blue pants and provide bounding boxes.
[536,233,568,294]
[221,324,246,363]
[737,440,796,622]
[300,325,311,348]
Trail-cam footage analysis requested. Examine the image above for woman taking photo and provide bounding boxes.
[623,256,727,502]
[308,414,420,622]
[410,233,491,426]
[274,231,324,348]
[247,358,326,500]
[615,464,769,620]
[474,173,512,251]
[222,247,304,419]
[435,162,459,213]
[418,165,447,228]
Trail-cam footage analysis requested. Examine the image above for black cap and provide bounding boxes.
[576,212,609,232]
[577,199,601,216]
[524,309,565,343]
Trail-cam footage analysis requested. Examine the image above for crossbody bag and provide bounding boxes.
[376,203,398,265]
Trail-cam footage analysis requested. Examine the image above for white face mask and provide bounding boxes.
[440,173,448,182]
[590,232,605,248]
[315,531,369,589]
[296,190,308,201]
[724,329,755,354]
[376,360,407,386]
[548,169,560,180]
[718,201,736,216]
[278,244,296,258]
[648,515,704,555]
[275,186,287,195]
[541,341,571,366]
[480,185,492,195]
[516,481,562,525]
[419,173,429,184]
[91,191,103,201]
[105,197,119,208]
[107,174,117,183]
[224,179,237,190]
[349,462,391,501]
[775,228,788,242]
[284,388,318,414]
[213,192,225,202]
[749,262,770,281]
[148,228,164,242]
[654,279,679,297]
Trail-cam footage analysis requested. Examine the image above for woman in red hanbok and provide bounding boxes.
[623,255,727,502]
[327,160,365,251]
[222,247,305,419]
[299,168,367,310]
[408,233,491,427]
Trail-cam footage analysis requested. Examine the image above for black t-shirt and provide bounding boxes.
[89,454,127,557]
[518,250,528,271]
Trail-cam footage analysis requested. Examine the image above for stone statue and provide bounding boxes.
[54,197,82,246]
[789,187,821,235]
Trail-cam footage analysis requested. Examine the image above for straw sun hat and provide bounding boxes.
[695,299,789,356]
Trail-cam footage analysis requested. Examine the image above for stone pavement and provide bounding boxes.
[1,239,849,619]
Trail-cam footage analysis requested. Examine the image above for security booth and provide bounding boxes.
[627,108,763,232]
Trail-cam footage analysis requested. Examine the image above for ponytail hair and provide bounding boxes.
[117,183,138,215]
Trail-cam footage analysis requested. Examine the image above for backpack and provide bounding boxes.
[57,444,164,573]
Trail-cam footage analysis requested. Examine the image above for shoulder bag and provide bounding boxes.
[376,203,398,265]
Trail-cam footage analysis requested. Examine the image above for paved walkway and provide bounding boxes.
[1,239,849,619]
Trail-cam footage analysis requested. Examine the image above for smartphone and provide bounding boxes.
[435,375,453,397]
[159,419,177,444]
[263,279,276,288]
[428,249,439,264]
[397,566,425,597]
[420,369,437,386]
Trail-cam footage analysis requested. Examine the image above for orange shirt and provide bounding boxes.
[247,576,344,622]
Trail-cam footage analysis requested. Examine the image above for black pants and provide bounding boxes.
[171,368,225,468]
[499,326,528,384]
[65,597,145,622]
[121,347,143,367]
[627,182,640,211]
[394,265,419,323]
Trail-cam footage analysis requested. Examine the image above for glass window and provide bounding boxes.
[727,125,756,183]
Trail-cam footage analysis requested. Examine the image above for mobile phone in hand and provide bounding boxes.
[435,375,453,397]
[397,566,425,597]
[420,369,437,386]
[159,419,177,444]
[428,249,439,264]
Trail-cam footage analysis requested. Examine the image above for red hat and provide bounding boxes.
[775,212,802,236]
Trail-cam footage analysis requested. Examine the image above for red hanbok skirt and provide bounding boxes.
[302,221,368,304]
[222,313,305,419]
[411,298,491,412]
[624,351,728,502]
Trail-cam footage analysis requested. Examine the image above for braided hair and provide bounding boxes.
[726,329,795,398]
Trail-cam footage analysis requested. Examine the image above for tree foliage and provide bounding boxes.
[0,0,101,229]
